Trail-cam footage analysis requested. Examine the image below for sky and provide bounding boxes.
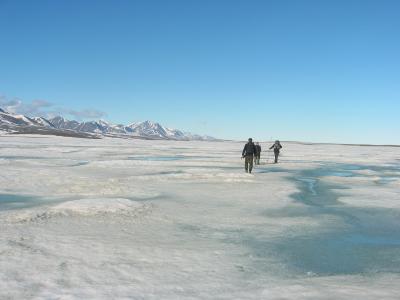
[0,0,399,144]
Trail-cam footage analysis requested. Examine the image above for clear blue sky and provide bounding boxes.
[1,0,399,144]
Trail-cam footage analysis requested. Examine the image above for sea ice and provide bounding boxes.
[0,135,399,299]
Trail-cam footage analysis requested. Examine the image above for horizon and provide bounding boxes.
[0,107,400,147]
[1,0,399,144]
[3,104,400,145]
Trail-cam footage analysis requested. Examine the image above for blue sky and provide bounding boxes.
[0,0,399,144]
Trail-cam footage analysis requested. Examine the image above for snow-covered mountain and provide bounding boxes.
[33,117,55,128]
[48,117,129,135]
[0,107,216,140]
[49,116,80,130]
[48,117,216,140]
[0,108,40,126]
[0,109,100,139]
[126,120,188,139]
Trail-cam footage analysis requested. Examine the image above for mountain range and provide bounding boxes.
[0,108,216,141]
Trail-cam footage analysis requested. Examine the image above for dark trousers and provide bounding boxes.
[245,155,254,173]
[274,151,279,163]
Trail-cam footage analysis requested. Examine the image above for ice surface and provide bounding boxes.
[0,135,400,299]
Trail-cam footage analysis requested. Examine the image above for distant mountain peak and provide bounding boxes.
[98,119,112,126]
[33,117,55,128]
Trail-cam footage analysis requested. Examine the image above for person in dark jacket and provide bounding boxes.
[269,140,282,163]
[242,138,257,173]
[254,142,261,165]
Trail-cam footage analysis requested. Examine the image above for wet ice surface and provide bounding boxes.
[261,164,400,276]
[1,136,400,299]
[0,194,72,211]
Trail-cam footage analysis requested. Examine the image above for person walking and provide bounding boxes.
[254,142,261,165]
[269,140,282,163]
[242,138,257,173]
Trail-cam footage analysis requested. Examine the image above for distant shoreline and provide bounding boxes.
[287,141,400,148]
[233,140,400,147]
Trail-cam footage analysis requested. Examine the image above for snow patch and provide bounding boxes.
[3,198,151,223]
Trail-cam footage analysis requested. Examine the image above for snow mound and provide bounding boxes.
[4,198,151,223]
[52,198,145,215]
